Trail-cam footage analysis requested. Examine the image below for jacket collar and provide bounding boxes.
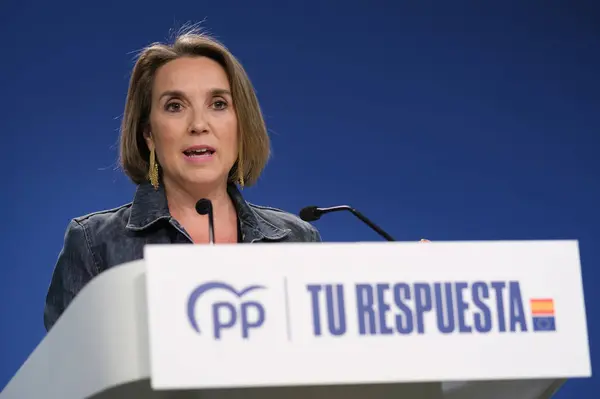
[126,181,289,242]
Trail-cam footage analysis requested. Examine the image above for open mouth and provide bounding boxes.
[183,147,215,158]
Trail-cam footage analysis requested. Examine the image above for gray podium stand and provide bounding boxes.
[0,261,567,399]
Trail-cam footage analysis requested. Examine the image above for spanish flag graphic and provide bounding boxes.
[530,298,556,332]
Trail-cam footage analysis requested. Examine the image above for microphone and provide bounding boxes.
[195,198,215,244]
[299,205,395,241]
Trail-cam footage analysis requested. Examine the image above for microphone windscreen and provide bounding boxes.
[195,198,212,215]
[299,206,320,222]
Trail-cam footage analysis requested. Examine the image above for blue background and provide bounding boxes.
[1,0,598,396]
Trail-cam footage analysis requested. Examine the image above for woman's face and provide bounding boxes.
[146,56,238,191]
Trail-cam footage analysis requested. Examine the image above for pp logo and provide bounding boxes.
[187,281,266,339]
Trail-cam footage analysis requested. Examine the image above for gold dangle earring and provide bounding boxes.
[237,142,245,188]
[148,148,159,190]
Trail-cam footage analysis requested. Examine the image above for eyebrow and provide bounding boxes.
[211,88,232,97]
[158,88,232,101]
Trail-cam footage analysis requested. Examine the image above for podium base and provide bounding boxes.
[91,379,564,399]
[443,379,564,399]
[92,380,444,399]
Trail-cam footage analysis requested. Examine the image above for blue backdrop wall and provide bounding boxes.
[1,1,598,396]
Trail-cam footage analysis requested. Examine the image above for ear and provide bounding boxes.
[143,127,154,151]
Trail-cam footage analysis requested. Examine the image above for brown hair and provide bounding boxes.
[119,27,270,187]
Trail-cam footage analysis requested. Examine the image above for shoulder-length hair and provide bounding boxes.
[119,28,270,187]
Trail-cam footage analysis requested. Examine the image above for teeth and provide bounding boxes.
[187,148,211,155]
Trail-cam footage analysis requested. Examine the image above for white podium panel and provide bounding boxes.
[144,241,590,391]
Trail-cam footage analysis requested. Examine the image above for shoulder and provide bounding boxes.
[248,203,322,242]
[62,203,134,254]
[72,203,133,233]
[60,201,136,264]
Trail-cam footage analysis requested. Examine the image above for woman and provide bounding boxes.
[43,29,321,332]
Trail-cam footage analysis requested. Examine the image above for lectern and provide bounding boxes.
[0,240,591,398]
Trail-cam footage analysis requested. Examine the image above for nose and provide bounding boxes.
[188,109,209,134]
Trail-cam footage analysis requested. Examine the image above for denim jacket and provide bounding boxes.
[43,182,321,332]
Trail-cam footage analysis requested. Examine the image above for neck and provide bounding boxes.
[162,177,240,244]
[163,178,233,220]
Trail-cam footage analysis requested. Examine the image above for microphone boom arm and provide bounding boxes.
[318,205,395,241]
